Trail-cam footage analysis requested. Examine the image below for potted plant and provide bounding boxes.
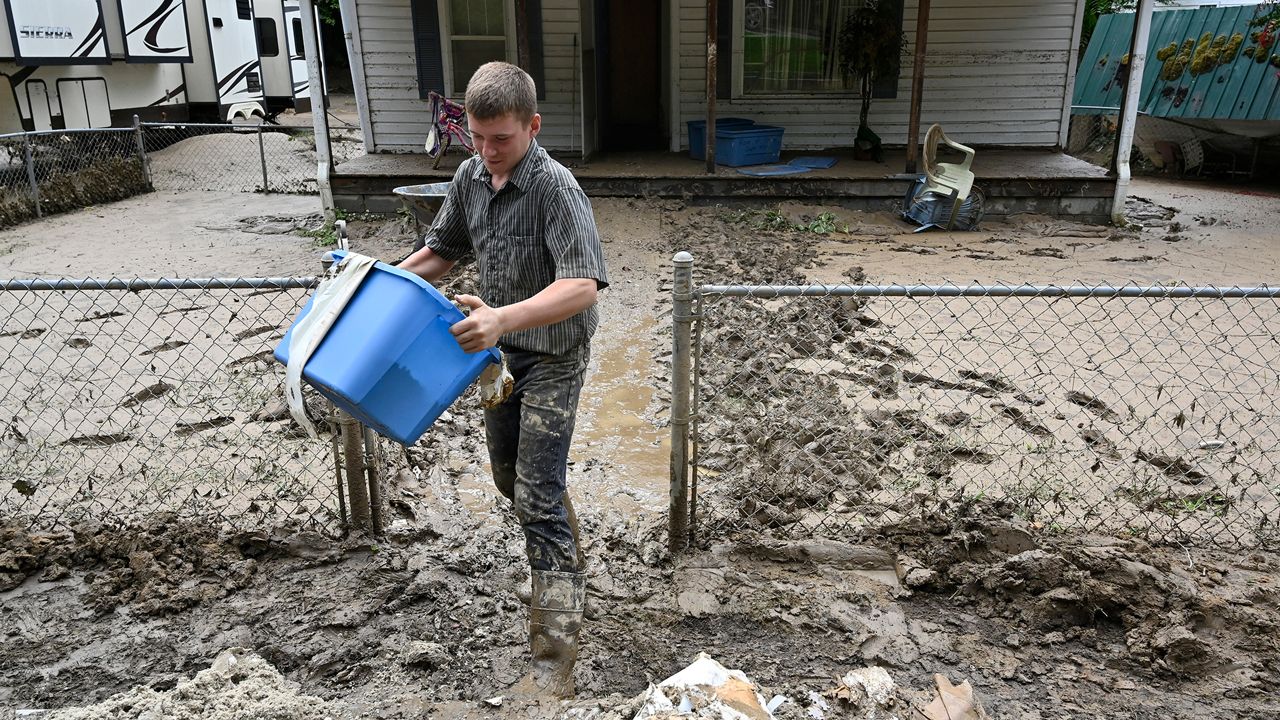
[837,1,905,162]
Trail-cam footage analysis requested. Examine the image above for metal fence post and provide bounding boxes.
[669,251,695,552]
[363,426,383,535]
[257,123,270,193]
[341,413,371,531]
[22,133,40,217]
[132,115,152,190]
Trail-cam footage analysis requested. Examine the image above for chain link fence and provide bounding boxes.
[0,128,149,228]
[1066,106,1259,178]
[0,121,319,229]
[668,256,1280,551]
[0,277,354,533]
[1066,106,1122,169]
[141,122,319,194]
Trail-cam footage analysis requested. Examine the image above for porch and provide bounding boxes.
[332,147,1115,224]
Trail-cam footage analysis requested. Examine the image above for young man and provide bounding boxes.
[398,62,607,699]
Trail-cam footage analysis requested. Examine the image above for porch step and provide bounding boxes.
[330,150,1116,224]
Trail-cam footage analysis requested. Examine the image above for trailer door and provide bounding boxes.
[26,81,53,131]
[58,78,112,128]
[209,0,265,109]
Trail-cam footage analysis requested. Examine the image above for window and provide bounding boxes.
[447,0,508,92]
[246,71,262,93]
[412,0,539,99]
[292,18,304,57]
[236,0,252,21]
[256,18,279,57]
[740,0,900,95]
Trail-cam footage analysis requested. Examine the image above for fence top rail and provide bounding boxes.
[139,121,264,129]
[138,121,308,132]
[0,277,320,292]
[698,284,1280,299]
[0,127,136,142]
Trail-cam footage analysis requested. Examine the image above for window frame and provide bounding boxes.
[732,0,900,99]
[439,0,517,97]
[256,17,280,58]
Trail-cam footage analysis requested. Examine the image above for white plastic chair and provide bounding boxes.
[918,124,977,229]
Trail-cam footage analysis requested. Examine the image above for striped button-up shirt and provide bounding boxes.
[425,140,608,355]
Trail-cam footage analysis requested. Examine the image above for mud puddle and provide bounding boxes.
[576,318,669,510]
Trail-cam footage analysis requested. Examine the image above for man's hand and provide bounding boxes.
[449,279,598,353]
[451,294,507,353]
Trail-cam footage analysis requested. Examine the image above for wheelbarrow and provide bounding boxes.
[393,182,451,251]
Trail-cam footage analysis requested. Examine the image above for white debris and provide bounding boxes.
[633,653,773,720]
[804,690,829,719]
[839,667,896,707]
[42,649,338,720]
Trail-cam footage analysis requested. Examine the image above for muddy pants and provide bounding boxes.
[485,343,589,573]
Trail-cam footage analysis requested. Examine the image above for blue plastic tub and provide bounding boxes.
[274,251,500,445]
[687,118,755,160]
[714,125,784,167]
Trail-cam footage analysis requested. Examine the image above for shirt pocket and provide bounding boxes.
[502,234,550,292]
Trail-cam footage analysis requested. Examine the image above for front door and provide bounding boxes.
[595,0,663,151]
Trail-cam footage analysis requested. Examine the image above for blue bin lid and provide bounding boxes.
[330,250,501,363]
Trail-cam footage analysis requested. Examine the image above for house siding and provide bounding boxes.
[678,0,1081,148]
[350,0,581,153]
[349,0,1081,153]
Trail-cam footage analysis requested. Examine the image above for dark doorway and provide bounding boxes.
[596,0,663,151]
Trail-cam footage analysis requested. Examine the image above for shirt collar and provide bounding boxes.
[471,139,544,191]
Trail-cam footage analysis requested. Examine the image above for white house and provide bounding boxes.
[338,0,1089,156]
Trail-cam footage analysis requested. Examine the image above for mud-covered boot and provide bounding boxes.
[508,570,585,699]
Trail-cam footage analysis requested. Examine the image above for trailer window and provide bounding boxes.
[292,18,304,56]
[257,18,279,57]
[236,0,252,20]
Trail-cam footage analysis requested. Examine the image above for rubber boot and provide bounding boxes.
[508,570,585,699]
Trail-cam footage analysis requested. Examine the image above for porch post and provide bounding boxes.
[905,0,930,175]
[1111,0,1154,225]
[339,0,375,152]
[705,0,717,173]
[299,0,335,217]
[515,0,530,69]
[669,0,681,153]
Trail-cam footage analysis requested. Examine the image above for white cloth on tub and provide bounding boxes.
[285,252,378,438]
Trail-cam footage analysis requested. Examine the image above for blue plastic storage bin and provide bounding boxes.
[274,251,500,445]
[687,117,755,160]
[714,125,784,167]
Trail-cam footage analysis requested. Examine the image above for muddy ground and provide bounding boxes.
[1,179,1279,719]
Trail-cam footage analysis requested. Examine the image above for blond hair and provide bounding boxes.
[464,62,537,123]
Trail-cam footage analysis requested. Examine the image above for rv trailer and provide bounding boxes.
[0,0,190,132]
[253,0,291,114]
[252,1,326,116]
[281,0,324,114]
[0,0,275,132]
[183,0,267,121]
